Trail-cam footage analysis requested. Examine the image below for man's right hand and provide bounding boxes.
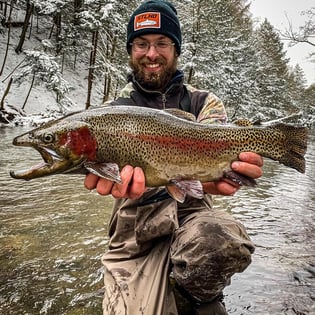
[84,165,146,200]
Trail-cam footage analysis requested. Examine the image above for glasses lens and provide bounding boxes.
[132,41,173,52]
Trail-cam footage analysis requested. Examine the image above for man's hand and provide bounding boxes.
[202,152,264,196]
[84,165,146,199]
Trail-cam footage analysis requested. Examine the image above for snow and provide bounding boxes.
[0,27,100,127]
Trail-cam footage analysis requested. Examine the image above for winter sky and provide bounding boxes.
[250,0,314,86]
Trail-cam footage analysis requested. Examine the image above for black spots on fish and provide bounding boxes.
[269,124,308,173]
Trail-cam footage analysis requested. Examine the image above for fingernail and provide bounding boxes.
[122,165,133,175]
[232,161,240,170]
[239,152,247,160]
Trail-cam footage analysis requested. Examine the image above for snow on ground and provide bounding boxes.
[0,25,103,127]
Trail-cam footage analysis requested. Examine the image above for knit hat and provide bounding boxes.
[127,0,182,55]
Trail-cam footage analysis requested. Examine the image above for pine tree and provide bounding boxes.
[253,19,294,120]
[177,0,259,120]
[302,83,315,127]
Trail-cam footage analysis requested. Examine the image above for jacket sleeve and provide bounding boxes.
[196,92,228,125]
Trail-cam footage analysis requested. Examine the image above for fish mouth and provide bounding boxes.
[10,146,79,180]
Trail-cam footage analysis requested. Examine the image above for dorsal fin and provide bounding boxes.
[233,119,262,127]
[164,108,196,121]
[233,119,253,127]
[164,108,196,122]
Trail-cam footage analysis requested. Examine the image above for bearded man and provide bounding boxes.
[84,1,264,314]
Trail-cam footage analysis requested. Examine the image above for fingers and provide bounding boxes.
[231,152,264,179]
[84,165,146,199]
[111,165,134,198]
[202,181,238,196]
[112,166,146,199]
[239,152,264,167]
[84,173,115,195]
[204,152,264,196]
[84,173,100,190]
[128,167,146,199]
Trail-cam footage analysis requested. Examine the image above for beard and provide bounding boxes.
[129,55,178,91]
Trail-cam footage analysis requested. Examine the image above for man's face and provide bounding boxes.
[129,34,178,91]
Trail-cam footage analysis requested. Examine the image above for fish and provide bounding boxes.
[10,105,308,202]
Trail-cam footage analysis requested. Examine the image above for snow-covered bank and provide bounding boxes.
[0,26,103,127]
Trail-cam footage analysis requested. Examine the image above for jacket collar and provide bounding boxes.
[127,70,184,95]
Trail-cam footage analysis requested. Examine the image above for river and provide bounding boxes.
[0,126,314,315]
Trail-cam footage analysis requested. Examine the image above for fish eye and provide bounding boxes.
[43,133,55,143]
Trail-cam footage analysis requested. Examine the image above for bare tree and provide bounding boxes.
[282,8,315,61]
[86,30,99,109]
[15,0,34,53]
[0,0,14,76]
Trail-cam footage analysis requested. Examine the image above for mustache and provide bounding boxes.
[139,56,166,66]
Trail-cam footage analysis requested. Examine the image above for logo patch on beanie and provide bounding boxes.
[134,12,161,31]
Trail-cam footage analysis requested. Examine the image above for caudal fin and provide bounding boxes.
[272,123,308,173]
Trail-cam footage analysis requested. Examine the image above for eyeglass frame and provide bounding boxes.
[130,40,175,53]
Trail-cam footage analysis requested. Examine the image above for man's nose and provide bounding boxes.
[145,44,159,59]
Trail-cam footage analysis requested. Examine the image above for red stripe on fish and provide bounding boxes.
[126,133,231,151]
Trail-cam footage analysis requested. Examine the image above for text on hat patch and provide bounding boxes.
[134,12,161,31]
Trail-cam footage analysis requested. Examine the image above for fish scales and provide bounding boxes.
[10,106,308,199]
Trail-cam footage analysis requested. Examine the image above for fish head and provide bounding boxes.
[10,118,97,180]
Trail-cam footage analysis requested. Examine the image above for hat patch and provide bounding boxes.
[134,12,161,31]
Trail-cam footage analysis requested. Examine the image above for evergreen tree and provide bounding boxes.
[177,0,259,120]
[287,64,307,109]
[253,19,295,120]
[302,83,315,127]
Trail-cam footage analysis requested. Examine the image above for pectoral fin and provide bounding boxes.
[84,162,122,184]
[166,179,204,203]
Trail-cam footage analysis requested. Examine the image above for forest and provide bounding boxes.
[0,0,314,127]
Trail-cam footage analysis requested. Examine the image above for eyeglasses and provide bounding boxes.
[130,40,175,53]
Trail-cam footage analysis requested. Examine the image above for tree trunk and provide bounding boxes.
[15,0,34,54]
[54,12,62,54]
[22,73,35,110]
[102,35,117,102]
[28,4,34,39]
[187,2,201,85]
[86,30,99,109]
[0,0,14,76]
[73,0,83,25]
[0,77,13,110]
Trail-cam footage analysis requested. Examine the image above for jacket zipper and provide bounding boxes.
[132,73,183,109]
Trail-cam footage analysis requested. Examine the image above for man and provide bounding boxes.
[84,1,264,314]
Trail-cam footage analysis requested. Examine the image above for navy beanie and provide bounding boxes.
[127,0,182,55]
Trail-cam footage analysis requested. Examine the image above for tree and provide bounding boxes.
[253,19,296,120]
[0,0,15,76]
[15,0,34,53]
[282,7,315,62]
[95,0,135,102]
[13,50,74,111]
[301,83,315,127]
[177,0,259,119]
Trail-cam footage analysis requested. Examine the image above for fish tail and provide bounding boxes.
[271,123,308,173]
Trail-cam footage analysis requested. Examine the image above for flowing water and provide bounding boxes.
[0,126,314,315]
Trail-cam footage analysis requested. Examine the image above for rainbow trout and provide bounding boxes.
[10,106,308,202]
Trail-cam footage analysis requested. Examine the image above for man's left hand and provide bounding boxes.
[202,152,264,196]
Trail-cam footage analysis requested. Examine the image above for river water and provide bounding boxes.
[0,126,314,315]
